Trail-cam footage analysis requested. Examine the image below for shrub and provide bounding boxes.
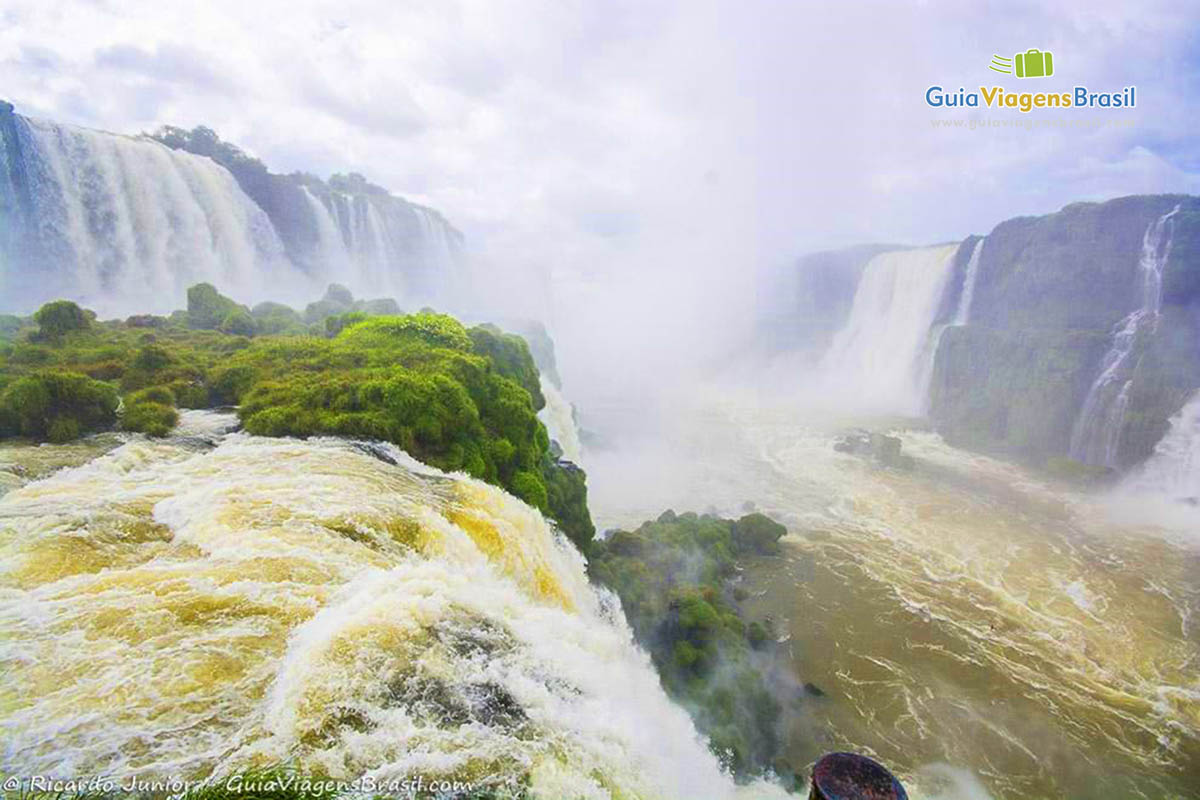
[187,283,249,330]
[325,311,367,337]
[0,372,119,441]
[34,300,90,338]
[122,401,178,436]
[219,308,258,337]
[122,386,179,436]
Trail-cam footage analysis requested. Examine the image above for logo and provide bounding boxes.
[990,49,1054,78]
[925,47,1135,113]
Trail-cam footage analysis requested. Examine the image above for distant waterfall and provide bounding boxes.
[0,109,465,316]
[538,375,584,463]
[298,187,462,304]
[953,238,984,326]
[1121,391,1200,504]
[1069,206,1181,467]
[1,115,298,316]
[820,244,960,415]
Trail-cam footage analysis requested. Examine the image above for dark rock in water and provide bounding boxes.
[731,512,787,554]
[351,440,399,466]
[803,682,827,698]
[834,430,913,469]
[869,433,904,468]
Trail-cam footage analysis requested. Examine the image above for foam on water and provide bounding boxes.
[0,423,785,799]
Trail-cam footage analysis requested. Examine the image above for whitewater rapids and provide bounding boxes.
[0,418,785,799]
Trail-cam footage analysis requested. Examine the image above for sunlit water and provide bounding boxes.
[0,413,786,800]
[587,396,1200,799]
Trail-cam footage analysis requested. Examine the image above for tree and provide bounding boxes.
[34,300,89,338]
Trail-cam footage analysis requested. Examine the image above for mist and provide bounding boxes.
[3,2,1200,798]
[6,0,1200,412]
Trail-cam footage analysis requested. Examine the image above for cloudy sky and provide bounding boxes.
[3,0,1198,390]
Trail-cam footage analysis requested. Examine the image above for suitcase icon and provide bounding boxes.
[1014,49,1053,78]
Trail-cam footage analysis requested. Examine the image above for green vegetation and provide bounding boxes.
[589,510,797,784]
[33,299,91,338]
[121,386,180,437]
[0,287,594,550]
[0,370,119,442]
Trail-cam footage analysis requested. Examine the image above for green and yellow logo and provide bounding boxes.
[990,49,1054,78]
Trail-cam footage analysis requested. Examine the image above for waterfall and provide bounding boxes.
[300,186,353,274]
[953,238,985,326]
[538,375,584,463]
[298,189,461,304]
[1121,391,1200,503]
[819,243,960,415]
[1069,206,1181,467]
[0,115,301,316]
[0,110,466,316]
[0,429,785,799]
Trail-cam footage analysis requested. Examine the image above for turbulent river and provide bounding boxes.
[0,412,785,800]
[3,401,1198,799]
[585,395,1200,800]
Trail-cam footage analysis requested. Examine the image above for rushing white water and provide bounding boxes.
[1070,206,1181,467]
[1119,391,1200,508]
[300,187,462,304]
[819,244,960,415]
[0,112,465,316]
[538,376,584,464]
[952,238,984,326]
[0,423,784,799]
[3,116,303,316]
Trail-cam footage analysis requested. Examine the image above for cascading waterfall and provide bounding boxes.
[0,424,785,799]
[538,376,584,464]
[819,243,960,415]
[300,188,463,304]
[1069,206,1181,468]
[1120,390,1200,505]
[1,115,300,316]
[0,108,464,316]
[952,238,984,326]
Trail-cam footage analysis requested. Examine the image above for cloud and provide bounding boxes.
[0,0,1198,399]
[93,42,234,93]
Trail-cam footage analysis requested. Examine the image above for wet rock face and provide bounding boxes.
[929,195,1200,472]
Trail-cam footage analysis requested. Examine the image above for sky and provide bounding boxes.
[3,0,1199,395]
